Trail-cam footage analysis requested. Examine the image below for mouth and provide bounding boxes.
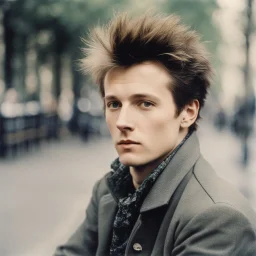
[117,140,140,145]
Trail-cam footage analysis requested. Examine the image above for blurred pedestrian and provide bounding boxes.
[214,107,227,131]
[231,96,255,166]
[54,12,256,256]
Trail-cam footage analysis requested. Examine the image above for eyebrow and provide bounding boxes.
[104,93,160,102]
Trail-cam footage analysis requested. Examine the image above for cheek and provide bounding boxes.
[105,115,116,133]
[144,114,181,146]
[148,112,176,132]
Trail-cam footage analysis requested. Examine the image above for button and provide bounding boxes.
[133,243,142,252]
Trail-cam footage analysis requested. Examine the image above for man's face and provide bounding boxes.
[104,61,188,167]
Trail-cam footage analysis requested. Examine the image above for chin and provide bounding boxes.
[119,154,148,167]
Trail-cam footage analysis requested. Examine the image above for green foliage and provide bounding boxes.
[9,0,125,49]
[162,0,219,53]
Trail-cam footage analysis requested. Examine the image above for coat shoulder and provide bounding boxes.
[174,155,256,231]
[93,172,111,201]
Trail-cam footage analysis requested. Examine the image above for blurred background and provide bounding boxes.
[0,0,255,255]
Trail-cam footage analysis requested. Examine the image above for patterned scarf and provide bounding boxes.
[107,132,191,255]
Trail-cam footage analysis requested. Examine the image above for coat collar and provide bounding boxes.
[140,132,201,212]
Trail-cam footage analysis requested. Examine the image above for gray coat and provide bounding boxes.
[54,133,256,255]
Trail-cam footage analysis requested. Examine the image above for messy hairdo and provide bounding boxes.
[80,12,213,130]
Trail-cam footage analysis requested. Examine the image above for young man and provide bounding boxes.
[54,13,256,256]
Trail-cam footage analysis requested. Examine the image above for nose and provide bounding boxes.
[116,107,134,132]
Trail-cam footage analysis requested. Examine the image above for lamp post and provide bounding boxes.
[241,0,255,167]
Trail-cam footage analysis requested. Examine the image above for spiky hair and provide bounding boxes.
[80,12,213,130]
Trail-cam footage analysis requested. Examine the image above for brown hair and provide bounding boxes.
[80,12,213,130]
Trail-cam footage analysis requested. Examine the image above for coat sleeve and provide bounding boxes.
[53,179,101,256]
[172,204,256,256]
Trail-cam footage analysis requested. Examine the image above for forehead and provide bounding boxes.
[104,61,173,97]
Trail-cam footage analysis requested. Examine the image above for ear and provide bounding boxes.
[180,99,200,129]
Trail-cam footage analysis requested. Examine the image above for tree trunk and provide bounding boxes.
[71,50,84,99]
[18,34,27,100]
[53,40,62,101]
[35,46,42,99]
[3,8,14,90]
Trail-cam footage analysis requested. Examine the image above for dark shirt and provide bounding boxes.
[107,132,191,256]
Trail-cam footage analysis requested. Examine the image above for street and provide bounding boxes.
[1,121,256,256]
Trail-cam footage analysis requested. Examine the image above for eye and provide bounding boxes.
[107,101,121,109]
[139,101,154,109]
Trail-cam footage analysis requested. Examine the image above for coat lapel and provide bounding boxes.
[97,193,117,255]
[141,132,201,213]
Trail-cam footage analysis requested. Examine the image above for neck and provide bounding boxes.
[130,164,157,189]
[129,129,189,189]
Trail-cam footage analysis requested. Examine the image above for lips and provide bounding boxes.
[118,140,140,145]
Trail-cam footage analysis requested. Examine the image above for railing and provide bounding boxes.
[0,113,59,158]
